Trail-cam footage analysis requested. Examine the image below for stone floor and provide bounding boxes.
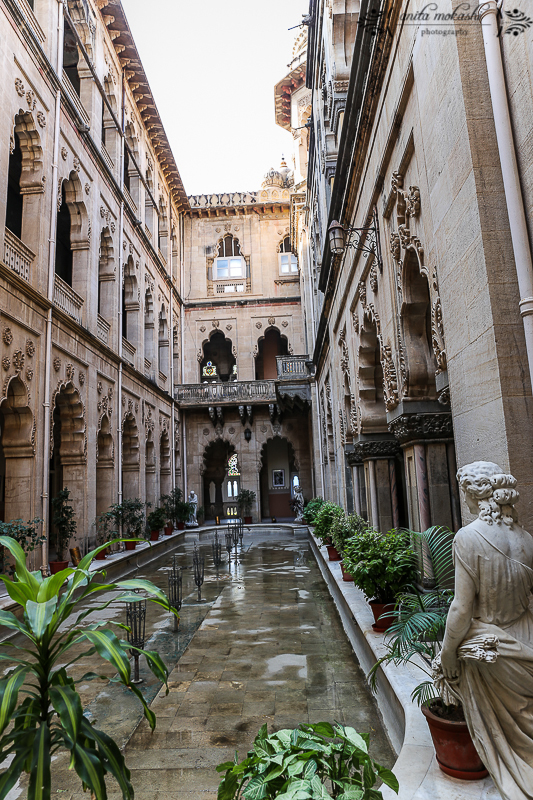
[9,527,395,799]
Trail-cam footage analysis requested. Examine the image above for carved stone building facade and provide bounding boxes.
[293,0,533,532]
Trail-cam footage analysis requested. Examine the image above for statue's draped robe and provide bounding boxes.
[454,524,533,800]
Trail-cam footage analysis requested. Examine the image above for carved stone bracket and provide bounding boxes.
[347,439,401,464]
[388,412,453,445]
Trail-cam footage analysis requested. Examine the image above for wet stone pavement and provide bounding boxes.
[46,527,394,799]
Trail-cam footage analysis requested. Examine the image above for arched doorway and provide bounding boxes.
[0,376,34,524]
[202,439,236,521]
[50,382,86,551]
[96,414,114,528]
[122,413,140,500]
[200,330,236,382]
[255,327,288,380]
[259,436,298,520]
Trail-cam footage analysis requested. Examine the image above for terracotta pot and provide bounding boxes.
[340,561,353,581]
[177,522,185,530]
[94,551,106,561]
[164,526,173,536]
[125,540,137,551]
[150,530,160,541]
[49,560,69,574]
[326,544,342,561]
[421,703,488,780]
[369,601,396,632]
[244,516,252,524]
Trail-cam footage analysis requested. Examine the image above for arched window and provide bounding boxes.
[5,132,23,239]
[122,257,139,348]
[200,330,236,382]
[55,182,73,286]
[279,236,298,274]
[63,19,81,97]
[255,328,288,380]
[158,305,169,376]
[123,146,130,193]
[215,235,244,281]
[98,228,114,324]
[144,290,155,372]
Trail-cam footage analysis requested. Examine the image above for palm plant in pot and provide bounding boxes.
[147,506,166,541]
[0,518,44,574]
[368,526,487,780]
[313,502,345,560]
[342,529,418,631]
[0,534,176,800]
[160,493,174,535]
[330,512,369,581]
[236,488,256,524]
[50,488,77,574]
[104,498,145,551]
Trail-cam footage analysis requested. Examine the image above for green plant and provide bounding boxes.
[161,488,189,526]
[236,489,256,516]
[0,519,44,575]
[216,721,398,799]
[147,506,166,531]
[330,512,369,556]
[302,497,326,524]
[368,526,455,708]
[95,515,112,548]
[104,498,145,541]
[51,488,77,561]
[313,502,344,544]
[0,535,177,800]
[197,505,205,524]
[343,529,418,604]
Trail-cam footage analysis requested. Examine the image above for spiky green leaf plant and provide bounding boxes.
[0,535,178,800]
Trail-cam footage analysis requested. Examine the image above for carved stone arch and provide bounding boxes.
[12,110,44,193]
[122,411,139,465]
[254,325,289,380]
[257,434,300,474]
[200,328,236,382]
[124,120,139,159]
[50,380,87,463]
[201,437,236,477]
[103,73,118,115]
[399,249,438,399]
[358,309,388,434]
[0,374,35,457]
[66,0,95,54]
[61,170,89,247]
[99,226,114,275]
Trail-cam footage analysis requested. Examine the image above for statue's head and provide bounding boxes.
[457,461,519,526]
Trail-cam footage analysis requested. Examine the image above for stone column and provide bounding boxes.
[349,438,401,530]
[414,443,431,532]
[389,459,400,529]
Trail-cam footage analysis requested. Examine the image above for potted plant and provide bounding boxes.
[162,487,191,530]
[313,501,345,559]
[236,488,256,524]
[147,507,166,541]
[50,488,77,574]
[368,526,487,780]
[0,518,44,574]
[95,515,112,560]
[105,498,145,551]
[330,512,369,581]
[343,529,418,631]
[160,494,174,535]
[0,534,177,800]
[217,721,398,799]
[302,496,326,525]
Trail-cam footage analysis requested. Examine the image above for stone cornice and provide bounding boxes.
[347,439,401,464]
[388,412,453,445]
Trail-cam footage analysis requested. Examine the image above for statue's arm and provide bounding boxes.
[440,561,476,680]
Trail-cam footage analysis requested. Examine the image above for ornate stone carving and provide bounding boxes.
[369,264,378,293]
[61,147,68,160]
[256,321,262,329]
[197,349,203,362]
[12,350,24,373]
[349,439,401,463]
[53,357,61,372]
[228,426,236,434]
[15,78,25,97]
[73,157,81,173]
[66,364,75,382]
[352,312,359,334]
[226,324,232,331]
[406,186,421,218]
[357,281,366,308]
[382,345,399,412]
[282,320,288,328]
[431,270,447,374]
[79,372,85,386]
[26,368,33,381]
[97,381,103,394]
[26,90,36,109]
[2,328,13,346]
[37,111,46,128]
[212,320,219,328]
[199,325,206,333]
[203,427,209,436]
[268,317,275,326]
[26,340,35,357]
[2,357,10,371]
[388,412,453,444]
[390,231,401,262]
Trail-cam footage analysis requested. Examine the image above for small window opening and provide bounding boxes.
[55,183,73,286]
[5,132,23,239]
[63,19,81,97]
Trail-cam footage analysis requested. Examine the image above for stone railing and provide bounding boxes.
[97,314,110,346]
[124,186,137,213]
[176,380,277,407]
[3,229,35,282]
[122,337,136,366]
[100,142,114,173]
[62,71,90,127]
[188,191,259,209]
[144,358,152,376]
[53,274,83,324]
[276,355,312,379]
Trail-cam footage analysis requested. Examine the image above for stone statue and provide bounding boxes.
[438,462,533,800]
[186,489,198,528]
[293,484,304,523]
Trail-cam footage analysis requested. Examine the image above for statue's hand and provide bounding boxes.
[440,647,460,680]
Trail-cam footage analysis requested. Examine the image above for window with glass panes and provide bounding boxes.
[216,235,244,279]
[279,236,298,274]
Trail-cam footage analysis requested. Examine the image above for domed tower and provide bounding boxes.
[274,30,310,185]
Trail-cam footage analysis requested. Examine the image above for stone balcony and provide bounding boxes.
[3,228,35,282]
[53,274,83,325]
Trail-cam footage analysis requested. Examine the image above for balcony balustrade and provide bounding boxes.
[53,274,83,324]
[175,380,277,407]
[122,337,136,366]
[100,142,114,174]
[62,72,90,128]
[3,229,35,282]
[97,314,110,346]
[276,355,313,379]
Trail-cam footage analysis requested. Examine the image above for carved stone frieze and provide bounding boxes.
[348,439,401,464]
[388,412,453,444]
[382,345,399,412]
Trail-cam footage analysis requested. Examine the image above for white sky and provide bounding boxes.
[122,0,308,197]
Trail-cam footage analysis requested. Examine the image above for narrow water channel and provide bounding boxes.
[12,527,395,799]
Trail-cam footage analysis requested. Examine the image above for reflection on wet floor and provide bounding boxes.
[35,527,394,800]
